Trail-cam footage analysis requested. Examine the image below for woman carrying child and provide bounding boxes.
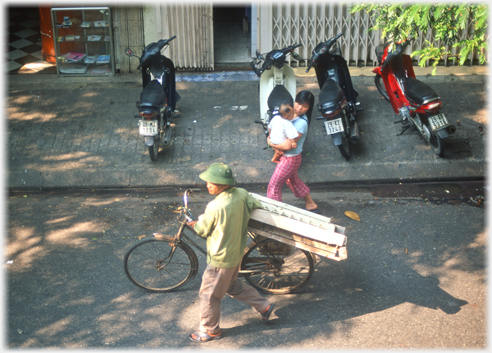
[266,90,319,213]
[268,103,299,163]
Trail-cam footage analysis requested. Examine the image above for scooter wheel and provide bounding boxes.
[149,140,159,161]
[375,74,390,102]
[338,133,351,160]
[424,123,445,157]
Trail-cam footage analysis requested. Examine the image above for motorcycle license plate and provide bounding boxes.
[324,118,344,135]
[139,120,158,136]
[428,113,449,131]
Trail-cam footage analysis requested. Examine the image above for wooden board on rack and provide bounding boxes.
[250,193,346,235]
[247,193,348,261]
[248,220,347,261]
[250,209,345,246]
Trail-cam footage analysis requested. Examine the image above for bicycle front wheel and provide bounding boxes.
[241,238,314,294]
[124,238,197,293]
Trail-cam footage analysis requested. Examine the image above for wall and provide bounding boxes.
[112,6,144,73]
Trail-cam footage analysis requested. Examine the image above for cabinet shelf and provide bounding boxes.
[51,7,115,76]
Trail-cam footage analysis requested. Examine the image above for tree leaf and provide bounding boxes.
[344,211,361,222]
[348,3,489,72]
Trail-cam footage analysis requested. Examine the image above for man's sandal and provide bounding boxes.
[189,331,223,343]
[261,303,275,323]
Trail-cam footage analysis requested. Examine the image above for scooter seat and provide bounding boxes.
[403,77,440,105]
[140,80,166,108]
[319,79,345,113]
[268,85,294,112]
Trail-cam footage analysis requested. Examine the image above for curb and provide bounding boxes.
[8,156,485,190]
[293,65,488,77]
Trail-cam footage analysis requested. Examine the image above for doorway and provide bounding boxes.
[213,5,252,68]
[7,6,56,74]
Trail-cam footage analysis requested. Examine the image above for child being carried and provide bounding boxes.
[268,103,299,163]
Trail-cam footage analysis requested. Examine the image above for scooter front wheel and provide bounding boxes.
[375,74,390,102]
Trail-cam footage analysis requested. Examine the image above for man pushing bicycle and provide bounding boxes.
[186,162,275,342]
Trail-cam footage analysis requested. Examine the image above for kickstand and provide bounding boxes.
[394,120,413,136]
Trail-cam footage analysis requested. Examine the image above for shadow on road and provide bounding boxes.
[6,190,484,348]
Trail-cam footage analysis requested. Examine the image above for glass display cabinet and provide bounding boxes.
[51,6,115,76]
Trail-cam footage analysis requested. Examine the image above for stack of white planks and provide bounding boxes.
[248,193,347,261]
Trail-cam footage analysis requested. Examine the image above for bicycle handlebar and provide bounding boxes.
[182,189,195,222]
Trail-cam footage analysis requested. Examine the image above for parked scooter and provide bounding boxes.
[373,39,455,157]
[250,43,302,135]
[125,36,180,161]
[306,32,363,160]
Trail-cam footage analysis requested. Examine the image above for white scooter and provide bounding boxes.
[250,44,302,135]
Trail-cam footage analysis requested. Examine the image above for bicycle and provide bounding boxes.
[123,189,315,294]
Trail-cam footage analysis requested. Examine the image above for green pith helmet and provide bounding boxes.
[199,163,235,185]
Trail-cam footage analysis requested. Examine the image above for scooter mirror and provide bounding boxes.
[292,52,301,61]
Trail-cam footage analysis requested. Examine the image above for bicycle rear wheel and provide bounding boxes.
[124,238,196,293]
[241,238,314,294]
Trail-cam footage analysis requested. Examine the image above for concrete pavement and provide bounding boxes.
[6,66,487,190]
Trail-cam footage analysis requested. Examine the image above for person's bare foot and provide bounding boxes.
[303,193,317,211]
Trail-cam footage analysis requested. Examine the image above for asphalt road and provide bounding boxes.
[6,185,485,348]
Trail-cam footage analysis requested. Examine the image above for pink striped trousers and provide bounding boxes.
[267,154,310,201]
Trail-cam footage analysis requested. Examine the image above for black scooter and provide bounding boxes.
[125,36,180,161]
[306,32,362,160]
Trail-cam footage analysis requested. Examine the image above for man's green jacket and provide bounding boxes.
[193,187,262,268]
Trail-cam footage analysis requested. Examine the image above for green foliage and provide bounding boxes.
[349,3,488,73]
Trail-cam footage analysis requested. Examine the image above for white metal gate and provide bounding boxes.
[152,3,214,70]
[256,3,480,67]
[256,3,381,67]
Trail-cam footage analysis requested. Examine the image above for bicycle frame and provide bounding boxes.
[176,189,264,260]
[154,216,262,277]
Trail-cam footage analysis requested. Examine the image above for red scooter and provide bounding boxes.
[373,39,456,157]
